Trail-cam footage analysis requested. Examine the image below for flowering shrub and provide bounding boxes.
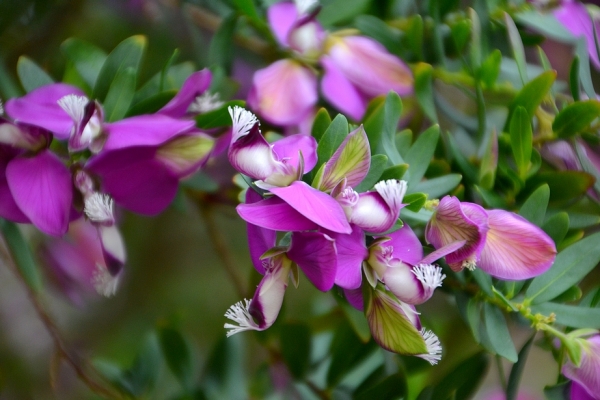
[1,0,600,399]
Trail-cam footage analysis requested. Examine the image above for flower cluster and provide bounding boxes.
[224,106,444,363]
[0,71,215,296]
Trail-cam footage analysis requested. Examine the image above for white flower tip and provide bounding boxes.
[228,106,259,142]
[413,264,446,289]
[187,92,224,114]
[224,298,260,337]
[295,0,318,14]
[84,193,114,225]
[92,264,120,297]
[462,256,477,271]
[375,179,407,211]
[58,94,88,122]
[418,328,442,365]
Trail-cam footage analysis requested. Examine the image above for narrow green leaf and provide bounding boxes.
[575,38,596,100]
[414,63,437,122]
[209,14,237,74]
[542,212,569,246]
[414,173,462,198]
[379,164,409,182]
[478,130,498,190]
[505,70,556,131]
[478,50,502,88]
[519,184,549,226]
[530,303,600,328]
[569,55,581,101]
[232,0,260,20]
[504,12,528,84]
[338,297,371,342]
[509,106,532,178]
[158,327,194,390]
[373,92,403,164]
[544,382,570,400]
[311,108,332,142]
[550,285,582,303]
[451,20,471,55]
[407,15,424,60]
[506,334,535,400]
[103,67,136,122]
[431,352,489,400]
[126,90,177,117]
[61,38,107,89]
[469,8,481,69]
[354,154,388,192]
[16,56,54,92]
[405,125,440,190]
[526,231,600,304]
[315,114,349,172]
[126,332,162,396]
[483,303,518,362]
[471,269,493,297]
[553,100,600,139]
[0,220,42,292]
[317,0,370,26]
[353,372,407,400]
[160,49,179,92]
[280,323,311,379]
[525,171,594,203]
[94,35,146,101]
[194,100,245,129]
[403,193,427,212]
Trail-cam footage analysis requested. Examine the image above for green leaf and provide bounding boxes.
[338,296,371,342]
[94,35,146,101]
[451,20,471,55]
[16,56,54,92]
[103,66,136,122]
[126,90,177,117]
[509,106,532,178]
[414,63,437,122]
[431,352,489,400]
[483,303,518,362]
[406,15,424,60]
[530,303,600,328]
[469,8,481,69]
[478,130,498,190]
[370,92,403,164]
[478,49,502,88]
[61,38,107,89]
[414,174,462,198]
[575,38,597,100]
[405,125,440,190]
[543,382,570,400]
[354,154,388,192]
[505,70,556,132]
[553,100,600,139]
[317,0,370,26]
[542,212,569,246]
[504,12,528,84]
[471,269,493,297]
[526,231,600,304]
[0,220,42,292]
[354,15,402,56]
[506,334,535,400]
[403,192,427,212]
[525,171,594,203]
[569,56,581,101]
[379,164,409,182]
[327,320,378,388]
[311,108,332,143]
[353,372,407,400]
[125,332,162,396]
[519,184,549,226]
[232,0,260,20]
[315,114,349,173]
[280,323,311,380]
[194,100,245,129]
[158,326,194,390]
[550,285,582,303]
[209,14,237,74]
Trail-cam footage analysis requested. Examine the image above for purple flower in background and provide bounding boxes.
[554,0,600,70]
[157,69,218,117]
[563,334,600,400]
[426,196,556,280]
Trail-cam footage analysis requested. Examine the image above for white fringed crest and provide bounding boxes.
[228,106,259,142]
[413,264,446,289]
[375,179,407,211]
[418,328,443,365]
[224,299,260,337]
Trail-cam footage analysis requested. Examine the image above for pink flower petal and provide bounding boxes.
[350,191,395,233]
[320,56,368,121]
[247,59,318,126]
[344,287,364,311]
[237,196,319,232]
[245,190,276,274]
[272,134,318,174]
[382,224,423,265]
[158,69,212,118]
[287,231,337,291]
[478,210,556,280]
[328,225,367,289]
[6,150,72,236]
[269,181,351,234]
[0,146,28,222]
[267,2,299,47]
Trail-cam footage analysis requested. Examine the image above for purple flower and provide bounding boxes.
[554,0,600,70]
[563,334,600,400]
[426,196,557,280]
[157,69,215,118]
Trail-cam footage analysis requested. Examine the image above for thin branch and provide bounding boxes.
[196,199,247,298]
[0,239,124,400]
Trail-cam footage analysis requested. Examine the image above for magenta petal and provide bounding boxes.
[351,191,396,233]
[381,224,423,265]
[247,59,318,126]
[383,260,424,304]
[270,181,351,234]
[420,240,467,265]
[267,2,299,47]
[237,196,319,232]
[6,151,72,236]
[272,134,318,174]
[102,115,195,151]
[570,382,596,400]
[478,210,556,280]
[5,83,84,139]
[328,225,367,289]
[344,288,364,311]
[287,231,337,291]
[229,123,279,181]
[86,147,179,215]
[321,56,368,121]
[555,2,600,70]
[0,146,28,222]
[158,69,212,118]
[246,190,276,274]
